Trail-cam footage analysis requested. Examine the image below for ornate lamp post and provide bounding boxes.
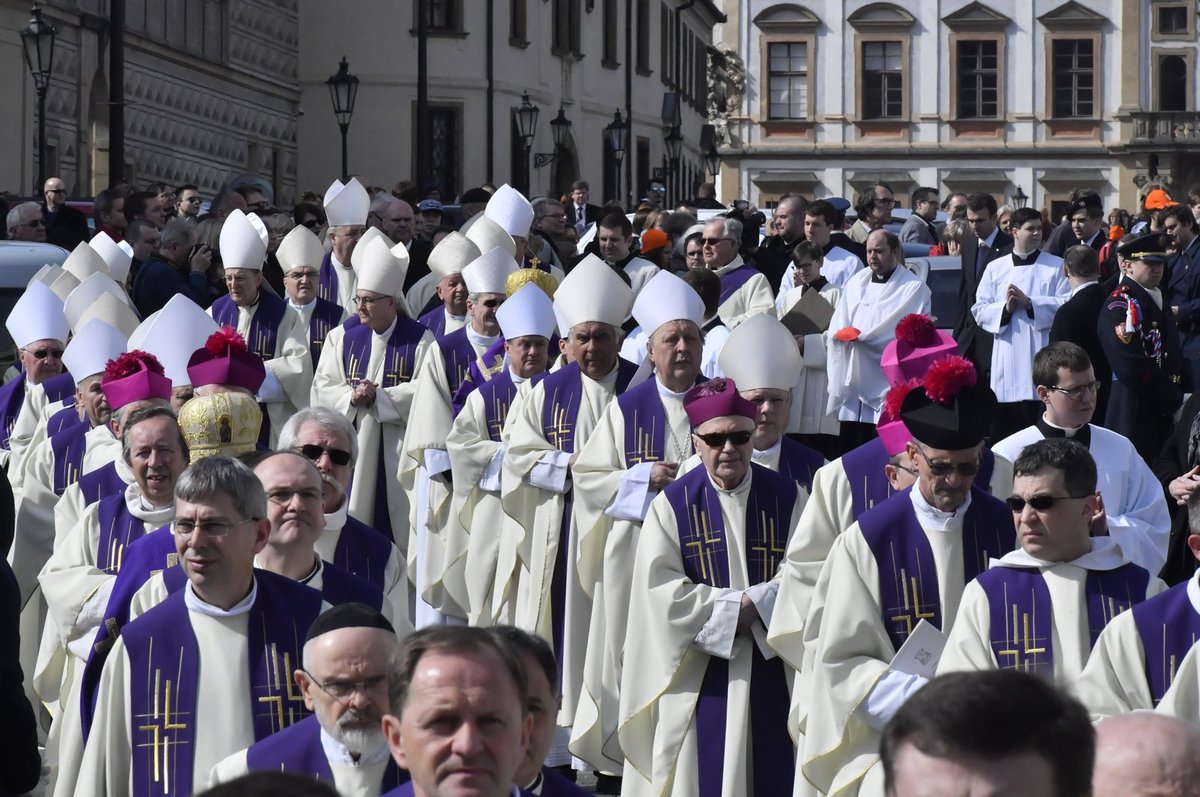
[535,106,571,168]
[326,57,359,181]
[605,110,629,205]
[21,5,57,193]
[514,92,539,194]
[1013,185,1029,209]
[705,146,721,179]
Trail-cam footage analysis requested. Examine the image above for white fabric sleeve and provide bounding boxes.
[745,580,779,629]
[861,670,930,731]
[373,386,402,424]
[478,445,506,492]
[528,449,572,494]
[255,367,287,404]
[694,588,741,660]
[424,448,452,477]
[66,578,117,660]
[605,460,657,521]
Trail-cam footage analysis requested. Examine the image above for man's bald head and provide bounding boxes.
[1093,713,1200,797]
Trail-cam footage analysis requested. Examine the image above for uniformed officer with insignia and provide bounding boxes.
[1097,232,1187,460]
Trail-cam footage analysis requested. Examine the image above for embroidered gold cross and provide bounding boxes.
[548,404,574,450]
[750,511,785,582]
[995,586,1047,671]
[888,554,937,637]
[135,662,189,792]
[257,646,306,731]
[684,504,721,582]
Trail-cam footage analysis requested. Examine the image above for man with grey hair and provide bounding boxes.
[210,602,408,795]
[7,201,46,242]
[278,407,409,620]
[700,216,774,327]
[131,216,214,316]
[1092,714,1200,797]
[532,197,570,269]
[78,455,329,796]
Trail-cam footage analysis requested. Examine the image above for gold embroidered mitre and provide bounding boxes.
[178,391,263,462]
[505,267,557,298]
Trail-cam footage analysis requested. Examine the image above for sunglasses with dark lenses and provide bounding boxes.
[25,348,64,360]
[695,430,753,447]
[914,448,980,477]
[1005,494,1090,512]
[296,444,352,466]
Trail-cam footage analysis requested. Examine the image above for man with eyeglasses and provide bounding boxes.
[899,187,941,246]
[278,408,409,622]
[276,225,348,370]
[939,438,1162,687]
[803,357,1014,796]
[176,184,202,222]
[313,234,436,549]
[41,177,89,249]
[6,201,47,243]
[0,282,70,470]
[776,199,866,291]
[319,178,372,312]
[131,217,214,316]
[619,377,803,796]
[77,455,328,797]
[700,217,775,327]
[992,342,1169,576]
[211,602,408,795]
[848,182,896,244]
[208,210,312,449]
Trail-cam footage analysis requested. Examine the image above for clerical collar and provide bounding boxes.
[253,554,321,584]
[654,377,690,400]
[466,325,499,349]
[372,317,397,341]
[289,297,316,312]
[870,268,895,284]
[708,466,752,496]
[752,438,782,464]
[701,314,725,333]
[1070,280,1098,297]
[992,537,1127,571]
[1011,250,1039,266]
[802,276,828,294]
[319,725,391,768]
[525,770,545,794]
[1036,414,1091,446]
[510,367,529,385]
[184,577,256,618]
[446,308,466,323]
[591,360,622,387]
[324,499,349,533]
[125,483,175,523]
[909,484,971,532]
[1188,572,1200,617]
[714,255,745,275]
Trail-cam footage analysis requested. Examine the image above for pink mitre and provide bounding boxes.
[882,314,957,385]
[186,326,266,393]
[684,377,758,427]
[101,350,172,410]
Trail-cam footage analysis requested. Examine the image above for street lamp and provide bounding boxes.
[705,146,721,179]
[326,56,359,181]
[605,110,629,203]
[664,126,683,171]
[535,106,571,168]
[1013,185,1028,209]
[21,5,57,194]
[514,93,539,193]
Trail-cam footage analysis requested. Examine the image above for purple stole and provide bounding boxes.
[979,563,1149,675]
[1132,582,1200,704]
[94,491,152,574]
[717,264,758,304]
[341,318,426,540]
[451,336,507,417]
[0,378,25,449]
[778,436,825,492]
[76,461,127,508]
[436,327,483,399]
[840,438,997,520]
[477,369,521,442]
[617,375,705,466]
[538,359,638,663]
[418,305,449,338]
[317,250,349,306]
[124,570,323,797]
[49,422,91,496]
[858,487,1015,651]
[244,714,409,789]
[332,515,396,591]
[211,293,288,446]
[47,402,85,437]
[318,560,385,611]
[667,465,795,797]
[307,297,345,367]
[42,370,79,403]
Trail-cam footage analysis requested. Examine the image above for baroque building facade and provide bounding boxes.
[711,0,1200,217]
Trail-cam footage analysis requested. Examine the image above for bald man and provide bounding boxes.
[1093,714,1200,797]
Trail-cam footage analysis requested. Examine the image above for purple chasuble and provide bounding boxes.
[342,317,426,541]
[47,402,85,437]
[332,515,396,591]
[666,464,795,797]
[717,264,758,304]
[318,560,385,611]
[1132,582,1200,704]
[94,491,154,574]
[418,305,449,338]
[211,293,288,447]
[858,486,1015,651]
[978,563,1149,675]
[76,461,127,508]
[41,370,79,403]
[451,336,507,417]
[124,570,323,797]
[839,438,997,520]
[778,436,825,492]
[317,250,350,307]
[0,378,25,449]
[436,327,482,399]
[49,422,91,496]
[244,714,410,789]
[307,297,345,367]
[617,374,706,466]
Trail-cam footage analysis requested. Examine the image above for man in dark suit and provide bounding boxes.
[41,176,90,250]
[1050,245,1112,426]
[564,180,602,238]
[953,192,1013,381]
[1163,204,1200,387]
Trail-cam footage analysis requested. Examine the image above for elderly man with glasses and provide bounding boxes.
[6,201,47,243]
[699,217,775,328]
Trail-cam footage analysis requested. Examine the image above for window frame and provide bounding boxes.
[1150,0,1195,42]
[423,0,464,36]
[509,0,529,48]
[856,36,909,121]
[1153,48,1194,112]
[762,39,814,122]
[1045,34,1100,120]
[950,34,1004,121]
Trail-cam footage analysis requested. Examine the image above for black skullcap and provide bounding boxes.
[304,602,394,643]
[460,187,492,205]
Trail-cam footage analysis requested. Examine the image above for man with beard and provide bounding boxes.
[210,603,408,796]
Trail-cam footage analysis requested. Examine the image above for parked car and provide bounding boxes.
[0,241,70,368]
[904,255,961,331]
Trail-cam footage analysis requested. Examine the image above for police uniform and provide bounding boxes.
[1098,233,1186,461]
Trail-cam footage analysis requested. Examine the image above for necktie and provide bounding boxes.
[975,241,990,279]
[575,205,586,236]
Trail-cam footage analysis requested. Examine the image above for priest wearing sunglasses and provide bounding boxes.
[938,437,1162,683]
[802,356,1015,797]
[618,376,803,797]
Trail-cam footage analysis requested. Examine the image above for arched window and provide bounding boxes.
[1159,54,1188,111]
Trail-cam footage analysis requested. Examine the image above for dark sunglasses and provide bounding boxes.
[296,444,352,467]
[1005,494,1089,512]
[695,430,753,448]
[914,448,980,477]
[25,347,63,360]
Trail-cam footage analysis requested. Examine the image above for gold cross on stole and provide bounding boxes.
[135,648,189,794]
[683,503,721,583]
[749,509,786,583]
[887,544,937,637]
[995,584,1047,671]
[257,644,307,731]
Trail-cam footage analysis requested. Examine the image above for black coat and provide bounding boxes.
[404,238,433,293]
[1049,282,1112,425]
[1097,279,1186,461]
[953,229,1014,375]
[565,202,603,230]
[42,203,90,251]
[751,235,803,295]
[0,460,39,795]
[1152,390,1200,585]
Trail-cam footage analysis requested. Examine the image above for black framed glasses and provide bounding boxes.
[301,668,388,702]
[299,218,320,229]
[1044,381,1101,400]
[295,443,352,467]
[46,188,66,195]
[1005,494,1091,512]
[914,447,980,478]
[171,518,257,538]
[695,430,753,448]
[23,347,63,360]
